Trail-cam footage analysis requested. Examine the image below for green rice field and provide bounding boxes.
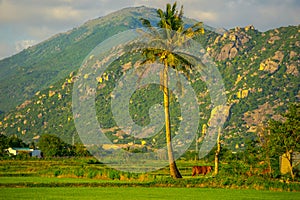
[1,187,299,200]
[1,159,299,200]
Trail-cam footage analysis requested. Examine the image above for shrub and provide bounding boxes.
[87,170,97,179]
[16,152,31,160]
[74,168,84,177]
[54,170,61,177]
[108,170,120,180]
[87,159,102,164]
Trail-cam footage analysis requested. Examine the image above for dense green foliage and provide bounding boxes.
[0,134,28,156]
[267,103,300,178]
[37,134,74,157]
[268,103,300,155]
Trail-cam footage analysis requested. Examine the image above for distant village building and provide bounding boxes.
[7,147,41,158]
[31,149,42,157]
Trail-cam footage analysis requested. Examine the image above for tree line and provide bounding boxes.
[0,133,90,158]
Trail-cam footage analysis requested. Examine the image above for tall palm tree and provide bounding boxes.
[138,2,204,178]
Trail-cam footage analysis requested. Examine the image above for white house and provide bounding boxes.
[7,147,41,157]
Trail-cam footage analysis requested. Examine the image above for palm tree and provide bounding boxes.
[137,2,204,178]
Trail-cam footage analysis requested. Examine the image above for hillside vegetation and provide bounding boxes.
[0,7,299,151]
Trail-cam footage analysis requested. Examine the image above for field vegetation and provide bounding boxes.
[0,157,299,191]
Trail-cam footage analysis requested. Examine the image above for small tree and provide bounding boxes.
[38,134,73,157]
[268,103,300,179]
[74,143,90,157]
[7,135,27,148]
[242,138,262,175]
[0,134,9,156]
[257,123,272,175]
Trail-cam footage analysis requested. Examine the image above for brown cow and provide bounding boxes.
[262,168,271,175]
[192,166,213,176]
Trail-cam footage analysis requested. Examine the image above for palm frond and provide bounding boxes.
[135,2,207,87]
[179,5,184,19]
[166,3,172,18]
[171,2,177,15]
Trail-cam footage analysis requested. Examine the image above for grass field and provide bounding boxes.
[0,177,127,184]
[1,159,300,199]
[1,187,300,200]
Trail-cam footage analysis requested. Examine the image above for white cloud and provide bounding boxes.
[15,40,37,52]
[46,6,81,20]
[188,10,219,23]
[25,26,56,39]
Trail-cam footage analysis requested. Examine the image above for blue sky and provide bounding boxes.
[0,0,299,59]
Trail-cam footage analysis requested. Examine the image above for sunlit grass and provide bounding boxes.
[1,187,299,200]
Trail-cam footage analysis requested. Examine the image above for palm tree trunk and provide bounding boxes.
[214,127,221,175]
[163,65,182,178]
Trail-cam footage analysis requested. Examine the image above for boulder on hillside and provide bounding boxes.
[259,59,279,74]
[217,43,239,61]
[272,51,284,62]
[268,36,280,44]
[289,51,297,59]
[214,26,251,61]
[286,64,299,76]
[244,25,255,32]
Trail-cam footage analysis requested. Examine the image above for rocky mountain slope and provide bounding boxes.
[0,7,299,150]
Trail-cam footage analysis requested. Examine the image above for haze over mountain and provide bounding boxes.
[0,6,299,150]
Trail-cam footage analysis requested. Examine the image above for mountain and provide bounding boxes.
[0,7,299,150]
[0,6,158,113]
[0,6,223,113]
